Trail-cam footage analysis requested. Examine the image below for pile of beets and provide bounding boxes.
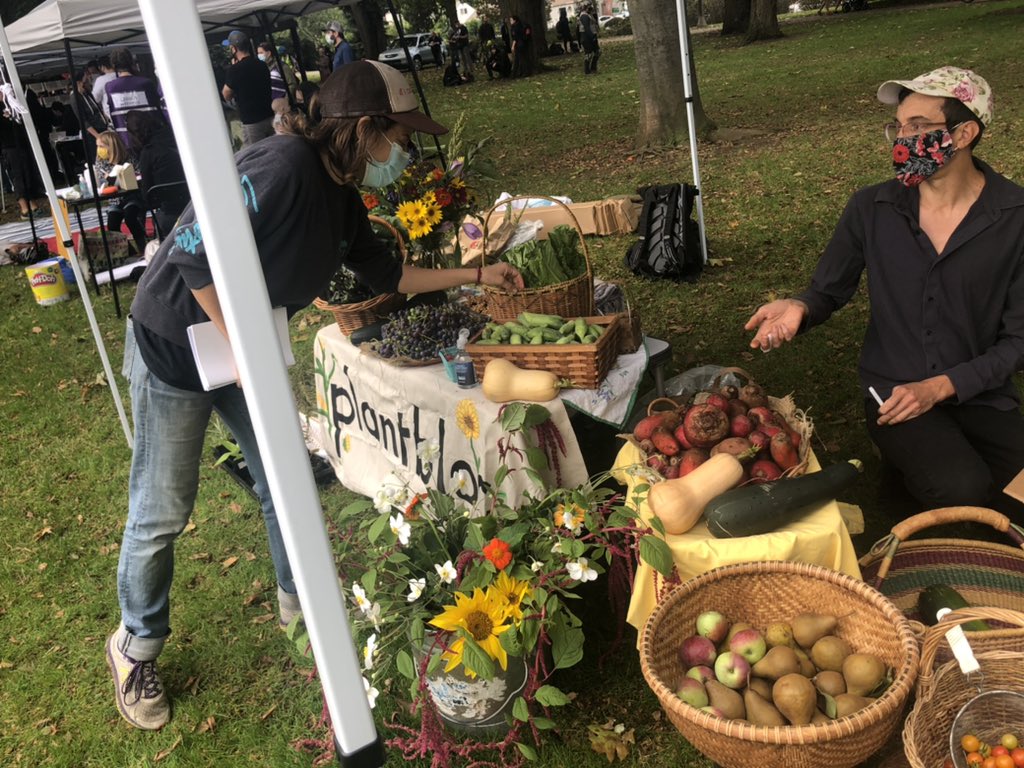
[632,380,803,483]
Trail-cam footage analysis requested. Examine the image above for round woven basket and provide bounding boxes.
[859,507,1024,658]
[480,194,593,321]
[314,215,408,335]
[902,608,1024,768]
[639,561,919,768]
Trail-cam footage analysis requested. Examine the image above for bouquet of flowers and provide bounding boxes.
[363,114,491,271]
[293,402,672,766]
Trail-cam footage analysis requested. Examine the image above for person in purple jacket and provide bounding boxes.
[104,47,164,154]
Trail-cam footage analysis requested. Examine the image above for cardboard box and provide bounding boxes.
[1004,467,1024,504]
[486,196,641,240]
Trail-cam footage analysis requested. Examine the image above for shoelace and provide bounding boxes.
[122,658,163,701]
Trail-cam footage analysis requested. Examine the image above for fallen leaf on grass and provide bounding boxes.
[244,552,256,561]
[183,520,197,534]
[0,660,14,669]
[221,556,239,571]
[38,562,48,571]
[228,502,242,514]
[185,675,201,695]
[251,614,276,625]
[33,526,53,541]
[32,326,42,334]
[588,720,635,763]
[260,703,277,721]
[196,716,216,734]
[190,552,211,562]
[154,735,182,762]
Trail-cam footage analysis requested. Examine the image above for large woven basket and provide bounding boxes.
[903,608,1024,768]
[639,561,919,768]
[480,194,594,321]
[859,507,1024,658]
[314,216,408,335]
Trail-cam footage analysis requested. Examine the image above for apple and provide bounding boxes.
[685,665,715,684]
[700,706,725,717]
[679,635,717,668]
[713,651,751,690]
[695,611,730,645]
[675,678,709,709]
[729,628,767,664]
[722,621,753,651]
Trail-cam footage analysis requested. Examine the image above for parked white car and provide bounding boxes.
[378,33,441,70]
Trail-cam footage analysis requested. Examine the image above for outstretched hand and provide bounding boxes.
[479,263,524,291]
[744,299,807,351]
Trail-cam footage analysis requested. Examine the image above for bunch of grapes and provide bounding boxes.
[378,303,487,360]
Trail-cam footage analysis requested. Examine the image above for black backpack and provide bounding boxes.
[624,183,702,281]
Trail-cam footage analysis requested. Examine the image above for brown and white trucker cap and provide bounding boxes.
[318,60,448,135]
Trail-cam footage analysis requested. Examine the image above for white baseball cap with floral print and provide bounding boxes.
[877,66,993,127]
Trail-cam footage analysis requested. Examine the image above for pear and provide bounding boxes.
[751,646,800,680]
[834,693,874,719]
[810,635,853,673]
[842,653,887,697]
[810,708,832,725]
[765,622,795,649]
[813,670,847,697]
[747,676,773,701]
[743,688,787,727]
[791,613,837,649]
[772,673,817,725]
[705,679,746,720]
[793,646,816,677]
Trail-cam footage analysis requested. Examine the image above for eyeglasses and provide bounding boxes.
[884,120,962,142]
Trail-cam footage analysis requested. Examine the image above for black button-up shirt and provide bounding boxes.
[795,159,1024,410]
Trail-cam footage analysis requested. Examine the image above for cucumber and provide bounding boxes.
[529,334,545,345]
[473,339,500,345]
[554,336,573,345]
[588,324,605,338]
[581,334,597,344]
[574,317,588,341]
[705,460,864,538]
[559,321,577,335]
[917,585,990,630]
[504,322,530,336]
[539,328,561,342]
[509,333,523,345]
[519,311,564,330]
[491,326,510,342]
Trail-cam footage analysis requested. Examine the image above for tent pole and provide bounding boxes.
[673,0,709,264]
[382,0,445,166]
[63,36,124,313]
[136,2,383,765]
[0,21,134,450]
[258,12,295,107]
[286,25,307,82]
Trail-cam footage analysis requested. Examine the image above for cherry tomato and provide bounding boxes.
[967,754,985,767]
[964,736,983,753]
[996,756,1016,768]
[1009,747,1024,767]
[984,757,999,768]
[1004,735,1021,751]
[994,748,1011,758]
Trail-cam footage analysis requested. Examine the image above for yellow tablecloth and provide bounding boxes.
[612,442,862,638]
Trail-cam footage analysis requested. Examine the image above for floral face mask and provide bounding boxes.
[891,127,956,187]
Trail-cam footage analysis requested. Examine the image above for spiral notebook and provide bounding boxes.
[186,307,293,390]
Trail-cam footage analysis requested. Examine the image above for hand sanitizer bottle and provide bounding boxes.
[454,328,477,389]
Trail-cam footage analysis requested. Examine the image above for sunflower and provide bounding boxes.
[396,200,426,229]
[554,502,586,532]
[407,216,433,240]
[493,571,533,623]
[429,587,512,677]
[455,399,480,440]
[422,198,443,227]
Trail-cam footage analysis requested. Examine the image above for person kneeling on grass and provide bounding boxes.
[746,67,1024,522]
[107,60,523,731]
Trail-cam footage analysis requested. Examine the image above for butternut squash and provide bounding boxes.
[647,453,745,535]
[481,358,566,403]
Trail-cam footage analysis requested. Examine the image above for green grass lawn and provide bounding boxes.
[3,1,1024,764]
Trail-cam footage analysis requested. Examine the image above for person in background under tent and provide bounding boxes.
[106,60,523,732]
[221,30,274,148]
[70,69,108,163]
[104,47,164,153]
[746,67,1024,522]
[324,20,354,71]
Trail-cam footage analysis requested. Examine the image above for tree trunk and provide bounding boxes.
[745,0,782,42]
[440,0,459,26]
[632,0,715,147]
[506,0,547,70]
[349,0,388,60]
[721,0,751,35]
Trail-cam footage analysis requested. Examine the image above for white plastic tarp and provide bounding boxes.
[6,0,353,53]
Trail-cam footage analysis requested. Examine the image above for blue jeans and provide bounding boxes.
[116,326,295,661]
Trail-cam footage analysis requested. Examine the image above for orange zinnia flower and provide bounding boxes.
[482,537,512,570]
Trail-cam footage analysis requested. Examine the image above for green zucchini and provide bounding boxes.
[917,585,990,630]
[705,460,864,538]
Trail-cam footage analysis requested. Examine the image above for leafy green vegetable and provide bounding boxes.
[500,226,586,288]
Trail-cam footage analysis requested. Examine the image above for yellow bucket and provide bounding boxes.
[25,259,70,306]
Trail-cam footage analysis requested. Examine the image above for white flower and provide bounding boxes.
[417,438,440,466]
[407,577,426,602]
[382,472,409,505]
[567,557,598,582]
[530,560,544,573]
[372,488,392,514]
[452,469,471,493]
[363,633,377,670]
[435,559,457,584]
[363,676,379,709]
[367,602,382,630]
[614,722,626,734]
[351,583,371,614]
[550,540,563,554]
[389,513,411,546]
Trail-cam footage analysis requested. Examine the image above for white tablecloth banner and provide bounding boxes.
[310,325,589,507]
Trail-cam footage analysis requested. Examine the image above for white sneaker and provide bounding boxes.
[106,633,170,730]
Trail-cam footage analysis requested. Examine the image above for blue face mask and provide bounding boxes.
[362,139,410,188]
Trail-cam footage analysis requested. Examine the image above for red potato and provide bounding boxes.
[749,459,783,483]
[710,437,756,463]
[651,427,681,457]
[769,432,800,470]
[634,413,666,442]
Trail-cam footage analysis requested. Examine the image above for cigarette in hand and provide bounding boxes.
[868,386,884,407]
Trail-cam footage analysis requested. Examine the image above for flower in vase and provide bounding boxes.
[554,502,586,535]
[493,571,533,623]
[429,587,512,677]
[482,537,513,570]
[390,513,411,546]
[435,559,457,585]
[407,577,426,602]
[567,557,598,583]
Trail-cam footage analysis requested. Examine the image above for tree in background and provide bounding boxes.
[745,0,781,42]
[0,0,43,23]
[504,0,547,71]
[631,0,715,146]
[721,0,751,34]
